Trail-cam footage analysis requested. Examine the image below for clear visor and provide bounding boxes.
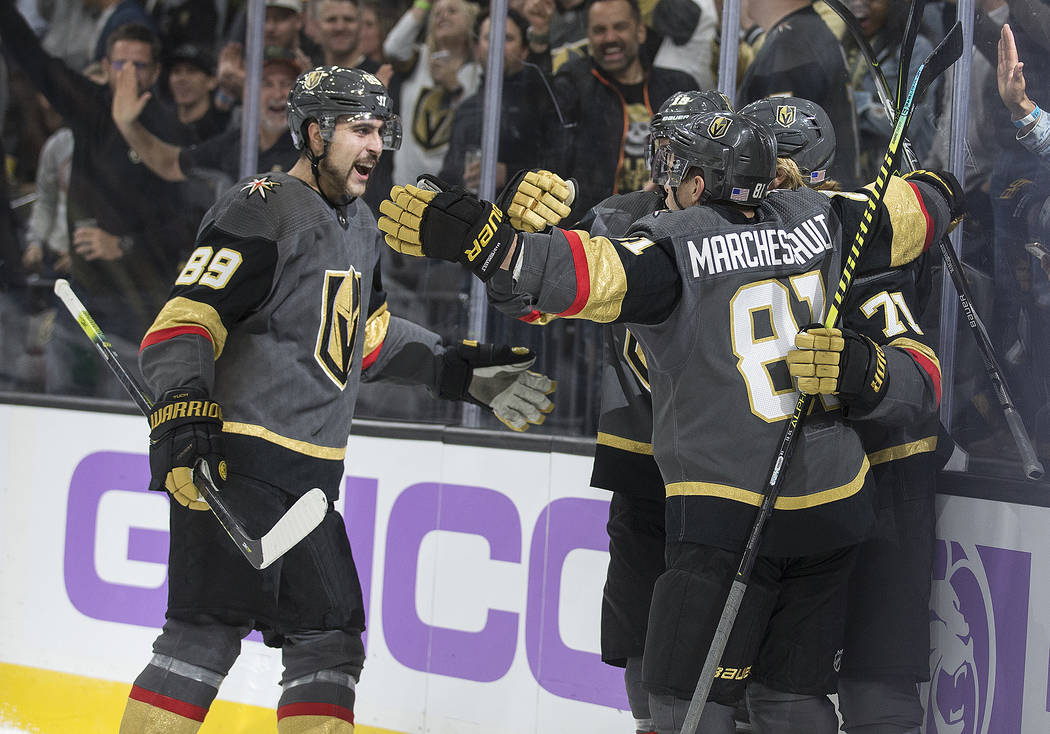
[645,134,669,171]
[651,145,690,187]
[336,112,403,151]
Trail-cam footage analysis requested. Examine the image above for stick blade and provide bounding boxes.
[913,22,963,102]
[257,488,329,569]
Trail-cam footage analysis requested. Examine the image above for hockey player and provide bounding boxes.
[745,95,951,734]
[378,110,963,732]
[119,67,556,734]
[488,88,732,734]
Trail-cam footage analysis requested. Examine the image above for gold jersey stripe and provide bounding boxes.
[570,232,629,323]
[596,432,655,455]
[889,336,940,371]
[145,296,228,359]
[666,455,870,510]
[223,421,346,460]
[868,436,938,466]
[864,177,930,267]
[364,302,391,358]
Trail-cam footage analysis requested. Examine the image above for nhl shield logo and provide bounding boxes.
[709,115,731,139]
[777,105,797,127]
[303,69,329,90]
[315,268,362,390]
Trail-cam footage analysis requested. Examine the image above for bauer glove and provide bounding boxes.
[148,387,225,510]
[439,340,557,431]
[785,326,889,413]
[495,169,576,232]
[378,175,516,281]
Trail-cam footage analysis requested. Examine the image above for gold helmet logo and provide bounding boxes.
[709,116,731,139]
[303,70,328,90]
[218,460,228,482]
[777,105,797,127]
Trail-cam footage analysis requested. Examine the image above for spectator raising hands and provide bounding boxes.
[998,21,1050,162]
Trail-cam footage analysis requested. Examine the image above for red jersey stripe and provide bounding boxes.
[907,181,935,253]
[362,341,383,370]
[276,702,355,723]
[557,229,592,317]
[140,325,212,353]
[904,347,942,406]
[128,685,208,722]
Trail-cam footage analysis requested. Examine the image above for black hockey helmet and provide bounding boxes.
[739,96,835,185]
[287,66,402,152]
[652,111,777,206]
[646,89,734,169]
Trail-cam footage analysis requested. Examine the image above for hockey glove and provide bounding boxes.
[785,326,889,413]
[439,340,557,431]
[378,175,517,281]
[148,387,225,510]
[495,169,576,232]
[902,169,966,232]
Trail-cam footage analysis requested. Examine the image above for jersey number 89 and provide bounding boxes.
[175,246,244,289]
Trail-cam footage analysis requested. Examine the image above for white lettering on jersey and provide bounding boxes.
[688,214,832,277]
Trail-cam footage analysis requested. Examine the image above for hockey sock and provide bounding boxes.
[625,657,656,733]
[118,654,225,733]
[277,669,357,733]
[745,681,837,734]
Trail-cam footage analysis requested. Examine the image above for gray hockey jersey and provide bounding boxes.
[141,171,445,495]
[487,189,667,497]
[513,178,951,555]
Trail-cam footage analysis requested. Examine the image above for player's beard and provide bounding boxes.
[319,151,377,199]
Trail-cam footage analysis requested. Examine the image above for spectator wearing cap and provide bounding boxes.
[112,46,301,193]
[0,8,197,397]
[166,44,230,140]
[84,0,157,62]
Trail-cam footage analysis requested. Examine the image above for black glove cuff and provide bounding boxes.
[421,191,516,282]
[495,168,529,214]
[838,334,889,413]
[148,388,223,439]
[438,346,474,402]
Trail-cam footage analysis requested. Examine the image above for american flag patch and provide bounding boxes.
[810,169,827,183]
[730,187,749,202]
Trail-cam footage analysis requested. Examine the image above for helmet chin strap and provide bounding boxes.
[306,137,353,209]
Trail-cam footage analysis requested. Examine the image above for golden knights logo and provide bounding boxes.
[709,115,731,139]
[777,105,797,127]
[315,268,362,390]
[303,69,329,90]
[623,329,651,392]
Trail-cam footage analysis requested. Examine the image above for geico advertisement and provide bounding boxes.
[3,404,1050,733]
[0,403,632,733]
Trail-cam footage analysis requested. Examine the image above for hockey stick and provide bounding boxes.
[896,0,928,112]
[54,279,328,570]
[822,0,1044,480]
[679,23,964,734]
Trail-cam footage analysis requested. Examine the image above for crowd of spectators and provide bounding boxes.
[1,0,1049,469]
